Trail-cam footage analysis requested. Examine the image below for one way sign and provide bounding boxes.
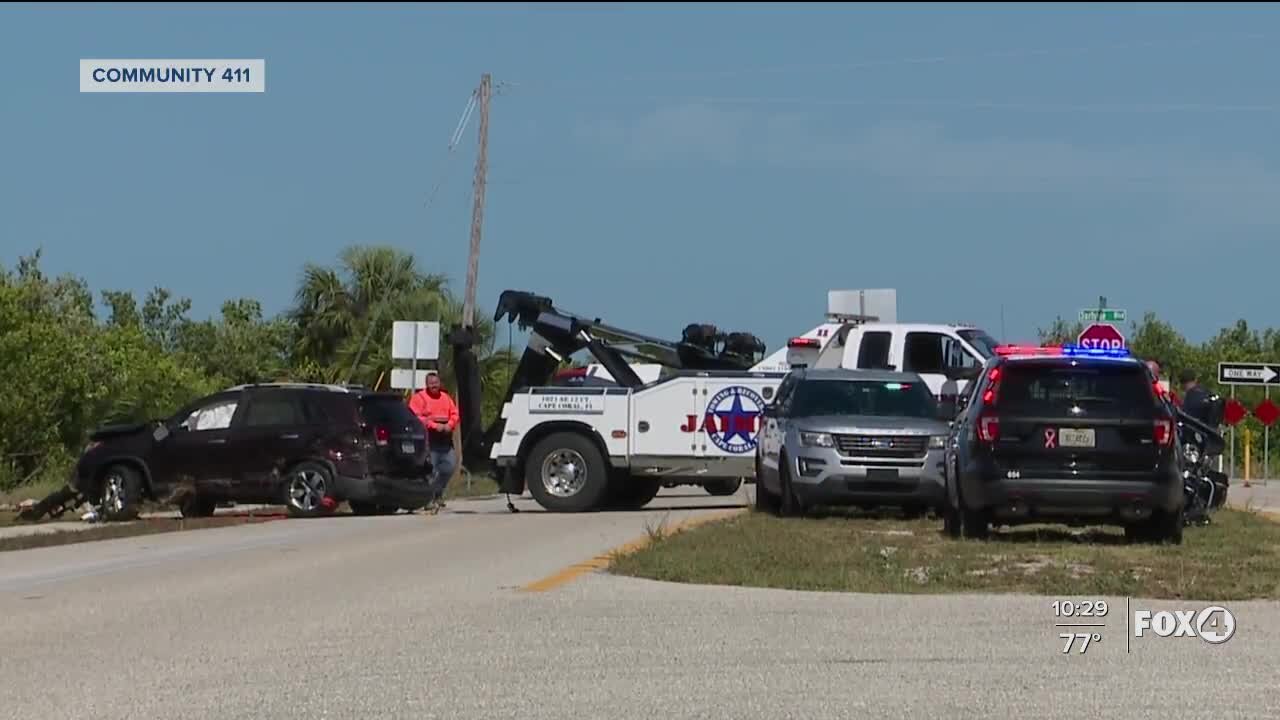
[1218,362,1280,385]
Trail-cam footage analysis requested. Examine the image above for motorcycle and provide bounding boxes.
[1176,394,1229,526]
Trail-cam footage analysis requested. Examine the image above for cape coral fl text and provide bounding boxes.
[79,59,265,93]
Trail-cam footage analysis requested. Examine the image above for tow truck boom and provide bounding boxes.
[449,290,766,479]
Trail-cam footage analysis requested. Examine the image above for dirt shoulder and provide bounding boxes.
[609,507,1280,601]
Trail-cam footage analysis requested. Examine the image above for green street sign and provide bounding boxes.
[1080,308,1126,323]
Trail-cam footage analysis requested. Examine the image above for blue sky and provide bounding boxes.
[3,2,1280,352]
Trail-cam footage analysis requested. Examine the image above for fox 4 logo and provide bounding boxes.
[1133,606,1236,644]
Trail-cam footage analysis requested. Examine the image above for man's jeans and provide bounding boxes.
[427,446,456,500]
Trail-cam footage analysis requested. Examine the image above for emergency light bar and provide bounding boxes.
[994,344,1130,358]
[1061,345,1130,358]
[994,345,1060,356]
[788,337,821,348]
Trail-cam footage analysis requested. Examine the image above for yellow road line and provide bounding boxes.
[519,508,746,593]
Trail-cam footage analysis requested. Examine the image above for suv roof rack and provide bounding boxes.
[225,382,366,393]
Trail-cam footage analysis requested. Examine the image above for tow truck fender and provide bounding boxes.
[509,420,619,495]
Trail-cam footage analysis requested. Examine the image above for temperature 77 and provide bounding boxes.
[1060,633,1101,654]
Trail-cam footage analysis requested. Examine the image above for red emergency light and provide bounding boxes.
[788,337,821,348]
[994,344,1062,356]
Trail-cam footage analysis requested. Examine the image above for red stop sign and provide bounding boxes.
[1256,399,1279,427]
[1077,323,1126,351]
[1224,398,1247,426]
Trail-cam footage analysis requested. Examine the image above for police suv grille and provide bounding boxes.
[833,434,929,458]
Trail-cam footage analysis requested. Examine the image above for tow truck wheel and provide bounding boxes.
[526,432,611,512]
[605,475,661,510]
[704,479,742,497]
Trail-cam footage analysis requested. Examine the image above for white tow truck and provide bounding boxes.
[447,289,997,513]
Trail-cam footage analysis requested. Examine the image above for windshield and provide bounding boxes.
[996,363,1160,418]
[359,396,421,426]
[958,329,1000,359]
[790,379,938,419]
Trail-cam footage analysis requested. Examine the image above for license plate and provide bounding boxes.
[866,468,900,481]
[1059,428,1095,448]
[400,441,416,454]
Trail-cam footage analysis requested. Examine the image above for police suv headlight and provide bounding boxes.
[929,435,946,450]
[1183,443,1200,465]
[800,432,835,448]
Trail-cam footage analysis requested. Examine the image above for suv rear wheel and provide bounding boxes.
[1128,506,1184,545]
[284,461,336,518]
[179,494,217,518]
[961,510,990,539]
[349,500,398,516]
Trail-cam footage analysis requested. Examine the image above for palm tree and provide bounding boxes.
[288,245,516,423]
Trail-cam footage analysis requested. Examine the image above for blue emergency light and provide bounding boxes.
[1059,344,1130,358]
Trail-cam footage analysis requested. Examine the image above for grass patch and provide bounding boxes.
[0,511,289,553]
[0,475,69,510]
[608,507,1280,601]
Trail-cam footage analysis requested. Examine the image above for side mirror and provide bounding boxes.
[944,366,980,382]
[956,394,971,413]
[152,424,171,442]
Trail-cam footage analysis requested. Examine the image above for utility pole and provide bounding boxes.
[461,73,491,330]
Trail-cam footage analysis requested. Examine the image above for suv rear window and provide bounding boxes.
[359,395,421,426]
[791,379,938,419]
[996,362,1158,417]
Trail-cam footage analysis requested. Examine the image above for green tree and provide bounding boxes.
[14,243,1280,495]
[179,298,293,386]
[1036,315,1085,345]
[287,245,516,424]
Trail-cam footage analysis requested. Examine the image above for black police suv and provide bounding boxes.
[942,348,1185,544]
[73,383,435,521]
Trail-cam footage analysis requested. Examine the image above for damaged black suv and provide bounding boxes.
[73,383,436,520]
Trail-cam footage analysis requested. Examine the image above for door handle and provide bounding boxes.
[208,438,227,445]
[280,433,299,440]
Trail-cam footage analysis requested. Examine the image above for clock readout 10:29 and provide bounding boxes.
[1052,600,1109,617]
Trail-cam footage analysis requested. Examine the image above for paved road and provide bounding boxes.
[2,486,1278,720]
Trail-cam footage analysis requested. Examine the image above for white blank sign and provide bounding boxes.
[390,368,434,390]
[392,321,440,361]
[828,289,897,323]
